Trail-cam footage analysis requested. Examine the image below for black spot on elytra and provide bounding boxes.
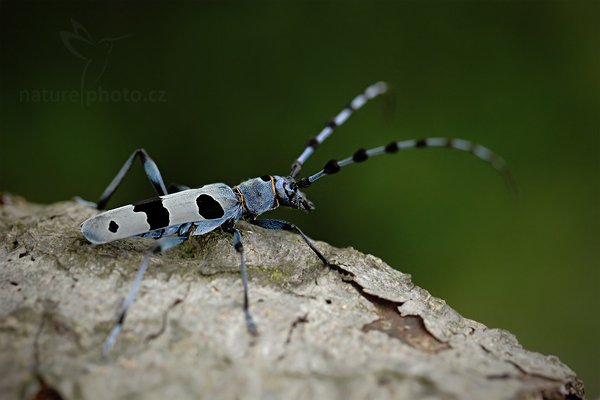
[108,220,119,233]
[196,194,225,219]
[133,197,170,230]
[260,175,271,182]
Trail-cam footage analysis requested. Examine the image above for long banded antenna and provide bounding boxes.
[289,81,388,178]
[296,137,517,197]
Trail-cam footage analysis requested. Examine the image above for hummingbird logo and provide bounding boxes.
[60,19,129,97]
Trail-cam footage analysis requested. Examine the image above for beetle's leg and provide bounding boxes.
[250,219,329,266]
[76,148,168,210]
[222,226,258,335]
[250,219,354,278]
[102,235,187,355]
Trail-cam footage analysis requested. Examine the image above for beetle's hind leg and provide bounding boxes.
[102,235,187,355]
[75,148,169,210]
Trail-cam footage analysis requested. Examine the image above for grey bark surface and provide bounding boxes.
[0,199,585,400]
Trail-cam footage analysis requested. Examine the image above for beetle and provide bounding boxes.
[79,82,514,354]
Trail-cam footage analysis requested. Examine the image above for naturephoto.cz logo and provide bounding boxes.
[18,19,167,106]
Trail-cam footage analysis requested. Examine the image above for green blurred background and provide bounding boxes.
[1,1,598,395]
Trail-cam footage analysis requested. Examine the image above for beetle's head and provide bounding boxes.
[273,176,314,211]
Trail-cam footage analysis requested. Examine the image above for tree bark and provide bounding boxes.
[0,198,585,400]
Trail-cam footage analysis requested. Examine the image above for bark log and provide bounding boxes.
[0,198,586,400]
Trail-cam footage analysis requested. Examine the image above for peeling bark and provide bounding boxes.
[0,199,586,400]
